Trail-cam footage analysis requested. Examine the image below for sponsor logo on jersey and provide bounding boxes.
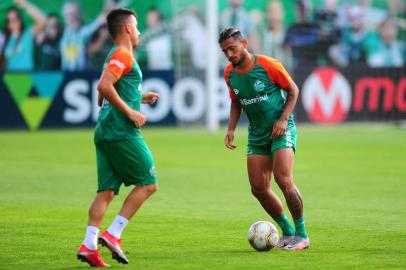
[109,59,125,70]
[254,80,265,92]
[233,88,239,95]
[302,67,351,124]
[240,94,269,106]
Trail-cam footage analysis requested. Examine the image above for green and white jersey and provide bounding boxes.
[94,46,143,142]
[224,54,295,146]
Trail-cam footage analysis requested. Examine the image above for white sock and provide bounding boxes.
[107,215,129,239]
[83,226,99,250]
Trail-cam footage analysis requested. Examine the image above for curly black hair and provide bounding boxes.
[218,27,243,43]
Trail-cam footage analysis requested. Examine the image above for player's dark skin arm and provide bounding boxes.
[271,81,299,138]
[225,99,242,150]
[97,71,147,128]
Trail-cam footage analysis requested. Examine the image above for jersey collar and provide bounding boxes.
[233,54,257,74]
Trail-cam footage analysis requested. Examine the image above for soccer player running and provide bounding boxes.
[77,9,160,267]
[219,28,309,250]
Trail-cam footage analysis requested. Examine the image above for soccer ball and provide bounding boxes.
[248,221,279,251]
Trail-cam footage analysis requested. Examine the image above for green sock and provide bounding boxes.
[274,213,295,236]
[294,216,308,238]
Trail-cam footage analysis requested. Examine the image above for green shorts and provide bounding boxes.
[247,127,297,156]
[95,137,157,195]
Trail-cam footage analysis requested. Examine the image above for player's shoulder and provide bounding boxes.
[108,47,133,69]
[257,54,282,67]
[110,47,132,60]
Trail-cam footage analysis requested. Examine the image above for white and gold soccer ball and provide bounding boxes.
[248,221,279,251]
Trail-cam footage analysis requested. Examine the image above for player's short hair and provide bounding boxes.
[218,28,243,43]
[107,8,137,39]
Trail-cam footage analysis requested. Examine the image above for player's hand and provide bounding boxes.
[225,130,237,150]
[127,110,147,128]
[271,119,287,138]
[142,92,160,104]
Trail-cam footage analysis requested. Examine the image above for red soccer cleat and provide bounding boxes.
[99,231,129,264]
[77,244,110,268]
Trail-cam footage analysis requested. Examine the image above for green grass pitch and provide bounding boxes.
[0,125,405,269]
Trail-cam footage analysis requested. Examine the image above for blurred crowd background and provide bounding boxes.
[0,0,405,73]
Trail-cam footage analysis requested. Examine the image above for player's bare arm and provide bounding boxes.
[98,88,160,107]
[225,99,242,150]
[142,92,160,104]
[271,81,299,138]
[97,70,146,128]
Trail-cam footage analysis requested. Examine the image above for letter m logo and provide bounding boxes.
[302,67,352,124]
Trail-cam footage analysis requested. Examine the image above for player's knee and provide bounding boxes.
[275,177,294,194]
[274,166,291,179]
[97,190,115,202]
[106,191,116,201]
[145,184,158,195]
[251,186,268,198]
